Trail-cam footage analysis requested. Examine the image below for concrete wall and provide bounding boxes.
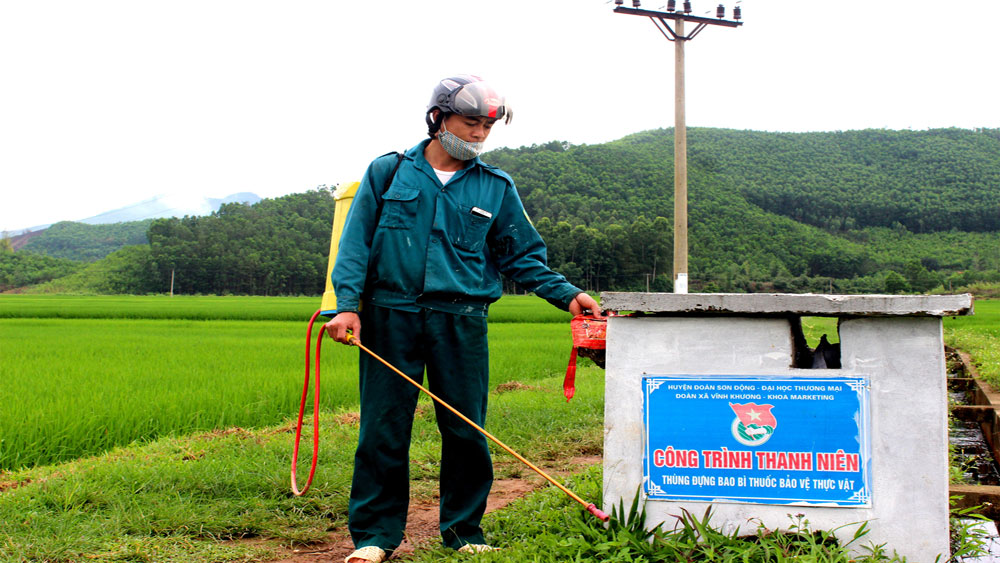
[604,313,948,561]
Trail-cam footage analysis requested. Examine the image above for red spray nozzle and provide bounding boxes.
[586,503,611,522]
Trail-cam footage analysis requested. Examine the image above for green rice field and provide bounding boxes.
[0,293,572,323]
[1,294,995,473]
[946,299,1000,384]
[0,294,576,471]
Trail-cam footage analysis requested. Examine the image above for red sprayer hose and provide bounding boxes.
[289,310,609,522]
[290,309,323,496]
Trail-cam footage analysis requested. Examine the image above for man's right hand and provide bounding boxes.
[324,312,361,345]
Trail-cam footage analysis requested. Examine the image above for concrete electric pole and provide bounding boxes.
[613,0,743,293]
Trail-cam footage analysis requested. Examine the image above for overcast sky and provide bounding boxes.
[2,0,997,233]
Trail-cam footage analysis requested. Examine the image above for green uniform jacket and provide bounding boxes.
[332,139,582,317]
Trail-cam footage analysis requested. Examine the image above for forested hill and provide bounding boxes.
[6,127,999,295]
[486,127,1000,233]
[14,220,152,261]
[482,127,1000,293]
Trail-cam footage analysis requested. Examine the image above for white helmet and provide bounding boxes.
[425,75,512,134]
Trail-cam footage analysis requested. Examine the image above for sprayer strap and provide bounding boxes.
[564,346,578,402]
[371,152,405,226]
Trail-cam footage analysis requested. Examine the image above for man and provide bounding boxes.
[325,75,600,563]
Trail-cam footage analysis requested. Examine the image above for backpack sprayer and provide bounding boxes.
[289,180,610,522]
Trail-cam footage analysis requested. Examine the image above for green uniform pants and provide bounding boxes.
[348,305,492,552]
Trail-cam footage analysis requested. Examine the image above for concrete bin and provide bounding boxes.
[601,293,973,561]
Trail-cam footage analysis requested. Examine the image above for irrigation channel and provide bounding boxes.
[948,346,1000,517]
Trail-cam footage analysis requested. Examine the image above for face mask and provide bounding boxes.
[437,122,483,161]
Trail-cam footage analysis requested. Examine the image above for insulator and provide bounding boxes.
[683,1,692,13]
[667,0,676,10]
[733,5,741,19]
[716,4,724,17]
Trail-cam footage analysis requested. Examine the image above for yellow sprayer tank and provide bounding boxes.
[319,181,361,316]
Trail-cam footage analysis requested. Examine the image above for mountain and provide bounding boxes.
[79,192,262,225]
[9,192,262,262]
[10,192,263,235]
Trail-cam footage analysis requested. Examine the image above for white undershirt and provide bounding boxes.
[433,168,457,185]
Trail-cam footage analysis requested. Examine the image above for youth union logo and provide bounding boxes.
[729,402,777,446]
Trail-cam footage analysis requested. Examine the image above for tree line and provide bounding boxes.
[5,127,1000,296]
[15,220,151,261]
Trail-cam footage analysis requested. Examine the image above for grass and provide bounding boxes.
[0,293,970,472]
[0,371,605,562]
[1,317,337,470]
[0,290,836,471]
[0,316,575,471]
[0,294,321,321]
[0,293,573,323]
[409,466,962,563]
[0,294,576,471]
[802,315,840,345]
[945,299,1000,386]
[1,294,996,561]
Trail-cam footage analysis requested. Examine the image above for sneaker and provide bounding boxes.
[345,545,387,563]
[457,544,498,554]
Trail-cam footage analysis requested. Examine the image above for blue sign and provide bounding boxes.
[643,376,871,506]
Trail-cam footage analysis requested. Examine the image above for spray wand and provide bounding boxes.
[290,311,610,522]
[346,333,609,522]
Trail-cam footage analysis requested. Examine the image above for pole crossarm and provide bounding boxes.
[614,6,742,29]
[650,17,679,41]
[651,17,709,41]
[686,22,709,40]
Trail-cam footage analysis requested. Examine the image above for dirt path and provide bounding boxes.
[267,456,601,562]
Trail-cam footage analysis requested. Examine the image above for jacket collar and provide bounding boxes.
[408,139,482,186]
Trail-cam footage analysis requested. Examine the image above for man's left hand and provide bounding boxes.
[569,293,602,317]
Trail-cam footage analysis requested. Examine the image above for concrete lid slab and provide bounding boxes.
[599,292,974,317]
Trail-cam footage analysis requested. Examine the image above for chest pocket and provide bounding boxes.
[454,205,493,252]
[380,186,420,229]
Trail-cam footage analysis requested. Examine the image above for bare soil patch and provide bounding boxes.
[266,455,601,562]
